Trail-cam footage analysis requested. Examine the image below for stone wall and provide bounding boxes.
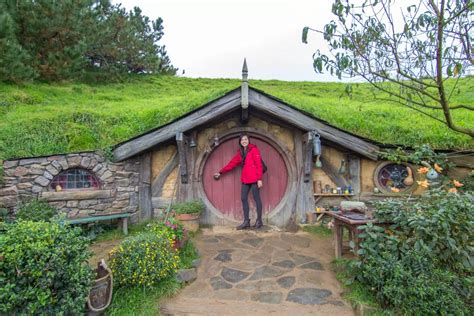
[0,152,140,219]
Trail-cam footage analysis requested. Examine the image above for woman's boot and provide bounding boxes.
[236,219,251,230]
[254,218,263,229]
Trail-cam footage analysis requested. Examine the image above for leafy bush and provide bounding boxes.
[0,220,93,315]
[109,232,179,287]
[172,200,205,215]
[147,217,187,250]
[16,199,57,222]
[352,189,473,314]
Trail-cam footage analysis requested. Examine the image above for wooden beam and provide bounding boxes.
[139,152,152,220]
[41,190,112,201]
[151,151,178,196]
[348,155,361,195]
[303,132,313,183]
[248,89,379,160]
[320,157,349,188]
[176,132,188,184]
[113,90,241,161]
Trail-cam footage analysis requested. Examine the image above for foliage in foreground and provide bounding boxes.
[109,232,179,287]
[0,220,93,315]
[106,225,199,316]
[352,189,473,315]
[15,199,57,222]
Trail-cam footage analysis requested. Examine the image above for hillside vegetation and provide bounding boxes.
[0,76,472,161]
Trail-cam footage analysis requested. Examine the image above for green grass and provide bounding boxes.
[106,276,182,316]
[302,224,333,237]
[0,75,472,161]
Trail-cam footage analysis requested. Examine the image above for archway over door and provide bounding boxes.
[202,133,288,221]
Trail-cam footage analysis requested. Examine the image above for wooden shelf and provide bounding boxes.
[314,194,354,197]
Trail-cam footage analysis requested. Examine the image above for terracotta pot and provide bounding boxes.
[175,213,200,232]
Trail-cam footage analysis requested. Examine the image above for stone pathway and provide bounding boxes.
[160,227,354,315]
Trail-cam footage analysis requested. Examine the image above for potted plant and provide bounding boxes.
[172,200,204,232]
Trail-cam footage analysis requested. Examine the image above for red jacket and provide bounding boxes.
[219,143,263,184]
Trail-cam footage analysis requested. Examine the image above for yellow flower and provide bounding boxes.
[453,180,463,187]
[448,188,458,193]
[417,180,430,188]
[417,167,429,174]
[434,163,443,173]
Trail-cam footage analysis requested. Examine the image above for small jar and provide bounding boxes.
[337,187,342,194]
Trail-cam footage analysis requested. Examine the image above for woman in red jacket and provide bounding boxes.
[214,134,263,230]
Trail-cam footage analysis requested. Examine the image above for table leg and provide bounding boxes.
[334,221,343,258]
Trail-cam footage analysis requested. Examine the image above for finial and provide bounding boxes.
[242,58,248,82]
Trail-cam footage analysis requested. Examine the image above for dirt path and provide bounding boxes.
[160,227,354,316]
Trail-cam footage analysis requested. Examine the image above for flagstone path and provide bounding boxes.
[160,227,354,315]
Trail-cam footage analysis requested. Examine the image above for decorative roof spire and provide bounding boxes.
[241,58,249,109]
[242,58,248,82]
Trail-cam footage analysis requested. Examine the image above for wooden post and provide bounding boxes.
[176,132,188,184]
[334,221,343,258]
[139,152,152,220]
[303,132,313,183]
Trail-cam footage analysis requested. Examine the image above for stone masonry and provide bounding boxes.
[0,152,140,219]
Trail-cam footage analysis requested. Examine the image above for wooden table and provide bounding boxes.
[325,211,374,258]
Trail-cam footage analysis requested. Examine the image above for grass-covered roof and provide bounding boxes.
[0,75,472,161]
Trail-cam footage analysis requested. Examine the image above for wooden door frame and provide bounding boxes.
[195,127,297,224]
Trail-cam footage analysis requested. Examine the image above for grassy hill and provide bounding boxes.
[0,75,472,161]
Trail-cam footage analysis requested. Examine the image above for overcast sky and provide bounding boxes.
[117,0,338,81]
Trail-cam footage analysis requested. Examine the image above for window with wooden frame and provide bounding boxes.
[374,162,416,194]
[50,169,100,191]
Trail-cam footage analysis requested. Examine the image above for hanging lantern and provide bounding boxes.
[312,131,321,156]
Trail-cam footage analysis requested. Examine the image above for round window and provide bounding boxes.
[374,162,416,193]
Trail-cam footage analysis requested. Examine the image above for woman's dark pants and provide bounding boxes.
[241,183,262,221]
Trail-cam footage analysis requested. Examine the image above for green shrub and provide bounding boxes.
[147,217,187,250]
[172,200,205,215]
[352,189,473,314]
[0,220,93,315]
[109,232,179,287]
[16,199,57,222]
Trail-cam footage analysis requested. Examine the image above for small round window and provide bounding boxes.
[51,169,100,191]
[374,162,416,193]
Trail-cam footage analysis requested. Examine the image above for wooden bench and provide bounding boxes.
[65,213,131,235]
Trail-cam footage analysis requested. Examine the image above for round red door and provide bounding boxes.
[202,136,288,221]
